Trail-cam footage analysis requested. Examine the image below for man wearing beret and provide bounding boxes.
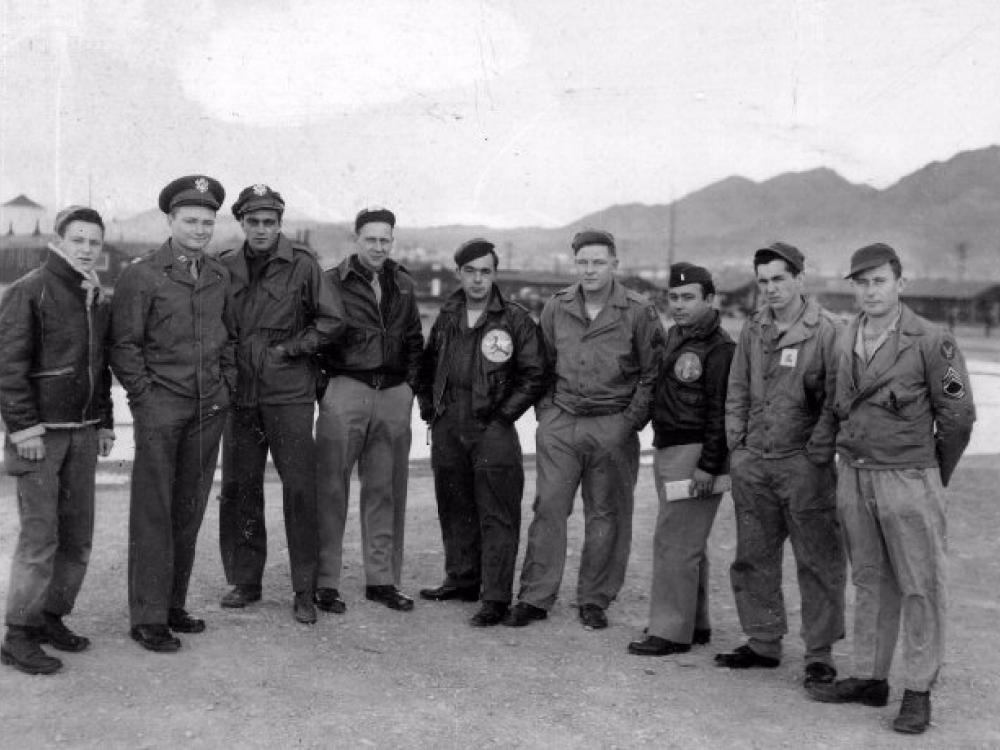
[628,263,734,657]
[717,242,846,687]
[0,207,115,674]
[216,184,344,624]
[314,207,424,612]
[111,175,236,652]
[416,239,546,626]
[808,244,975,735]
[504,229,664,630]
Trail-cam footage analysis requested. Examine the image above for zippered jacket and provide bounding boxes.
[0,251,113,441]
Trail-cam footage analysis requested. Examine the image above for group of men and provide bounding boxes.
[0,174,976,737]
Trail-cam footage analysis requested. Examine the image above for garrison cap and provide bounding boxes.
[232,184,285,219]
[354,207,396,234]
[158,175,225,214]
[454,238,496,267]
[846,242,900,279]
[571,228,615,252]
[54,205,104,236]
[668,262,712,289]
[754,241,804,274]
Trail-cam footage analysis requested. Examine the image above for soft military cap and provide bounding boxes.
[454,238,496,267]
[54,205,104,236]
[232,184,285,219]
[354,207,396,234]
[846,242,900,279]
[158,175,225,214]
[668,262,712,289]
[571,228,615,252]
[754,241,804,273]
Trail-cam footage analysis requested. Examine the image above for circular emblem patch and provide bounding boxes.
[481,329,513,363]
[674,352,702,382]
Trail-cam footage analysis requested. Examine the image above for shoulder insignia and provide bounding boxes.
[940,338,956,361]
[942,366,966,399]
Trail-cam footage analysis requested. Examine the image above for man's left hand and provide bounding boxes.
[689,468,715,499]
[98,434,115,457]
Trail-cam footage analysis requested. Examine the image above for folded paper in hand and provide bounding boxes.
[663,475,732,502]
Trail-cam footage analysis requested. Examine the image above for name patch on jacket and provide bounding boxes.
[674,352,702,382]
[780,348,798,367]
[942,366,966,398]
[481,329,513,363]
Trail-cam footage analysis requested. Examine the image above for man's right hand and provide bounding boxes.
[16,435,45,461]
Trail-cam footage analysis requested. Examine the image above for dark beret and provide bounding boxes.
[354,207,396,234]
[158,175,225,214]
[571,228,615,252]
[54,205,104,236]
[668,262,712,289]
[232,184,285,219]
[454,238,496,267]
[846,242,900,279]
[754,241,804,273]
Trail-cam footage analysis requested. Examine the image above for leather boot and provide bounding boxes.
[893,690,931,734]
[1,626,63,675]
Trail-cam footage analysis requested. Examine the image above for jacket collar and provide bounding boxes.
[152,239,221,287]
[45,244,105,303]
[844,302,920,398]
[226,234,293,288]
[758,296,822,346]
[675,308,721,341]
[338,254,401,282]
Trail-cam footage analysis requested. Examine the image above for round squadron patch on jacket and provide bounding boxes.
[674,352,702,382]
[481,329,513,363]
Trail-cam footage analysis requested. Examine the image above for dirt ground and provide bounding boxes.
[1,448,998,749]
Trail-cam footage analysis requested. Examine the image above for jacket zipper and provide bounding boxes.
[81,292,95,422]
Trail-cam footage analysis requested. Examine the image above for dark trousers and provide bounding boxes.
[430,409,523,603]
[219,403,318,593]
[4,428,97,627]
[128,387,228,626]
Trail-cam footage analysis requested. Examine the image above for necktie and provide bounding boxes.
[189,257,200,280]
[371,273,382,304]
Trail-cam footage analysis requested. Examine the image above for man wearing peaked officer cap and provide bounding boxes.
[717,241,847,688]
[505,228,665,631]
[628,263,735,657]
[314,207,424,613]
[216,184,344,624]
[807,243,975,735]
[414,239,546,626]
[110,175,237,653]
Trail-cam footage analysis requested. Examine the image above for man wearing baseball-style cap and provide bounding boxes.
[415,239,546,626]
[111,175,236,653]
[807,243,975,735]
[716,242,846,690]
[216,184,344,624]
[314,207,424,613]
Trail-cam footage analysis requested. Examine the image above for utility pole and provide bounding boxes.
[666,198,677,269]
[955,241,968,281]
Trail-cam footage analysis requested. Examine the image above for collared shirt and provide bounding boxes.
[855,305,901,363]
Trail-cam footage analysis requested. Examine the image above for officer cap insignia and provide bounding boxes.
[194,177,209,193]
[940,339,956,361]
[253,183,269,196]
[674,352,702,383]
[669,262,712,289]
[158,175,225,213]
[232,184,285,218]
[942,366,965,398]
[481,329,513,363]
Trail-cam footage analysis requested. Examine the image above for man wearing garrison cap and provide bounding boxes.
[111,175,236,653]
[415,239,546,626]
[216,185,344,624]
[716,242,846,690]
[504,229,664,630]
[807,244,975,735]
[314,207,423,612]
[0,206,114,674]
[628,263,735,657]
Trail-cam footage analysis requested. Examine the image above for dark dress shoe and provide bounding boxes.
[692,628,712,645]
[419,584,480,602]
[579,603,608,630]
[167,608,206,634]
[221,585,262,609]
[131,624,181,653]
[803,661,837,687]
[294,592,317,624]
[806,677,889,706]
[893,690,931,734]
[365,585,414,612]
[38,612,90,652]
[314,588,346,614]
[469,601,508,627]
[628,635,691,656]
[502,602,548,627]
[714,644,780,669]
[1,627,62,674]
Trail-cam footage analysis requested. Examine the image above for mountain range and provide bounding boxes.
[113,145,1000,279]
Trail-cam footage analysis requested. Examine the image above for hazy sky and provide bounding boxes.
[3,0,1000,227]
